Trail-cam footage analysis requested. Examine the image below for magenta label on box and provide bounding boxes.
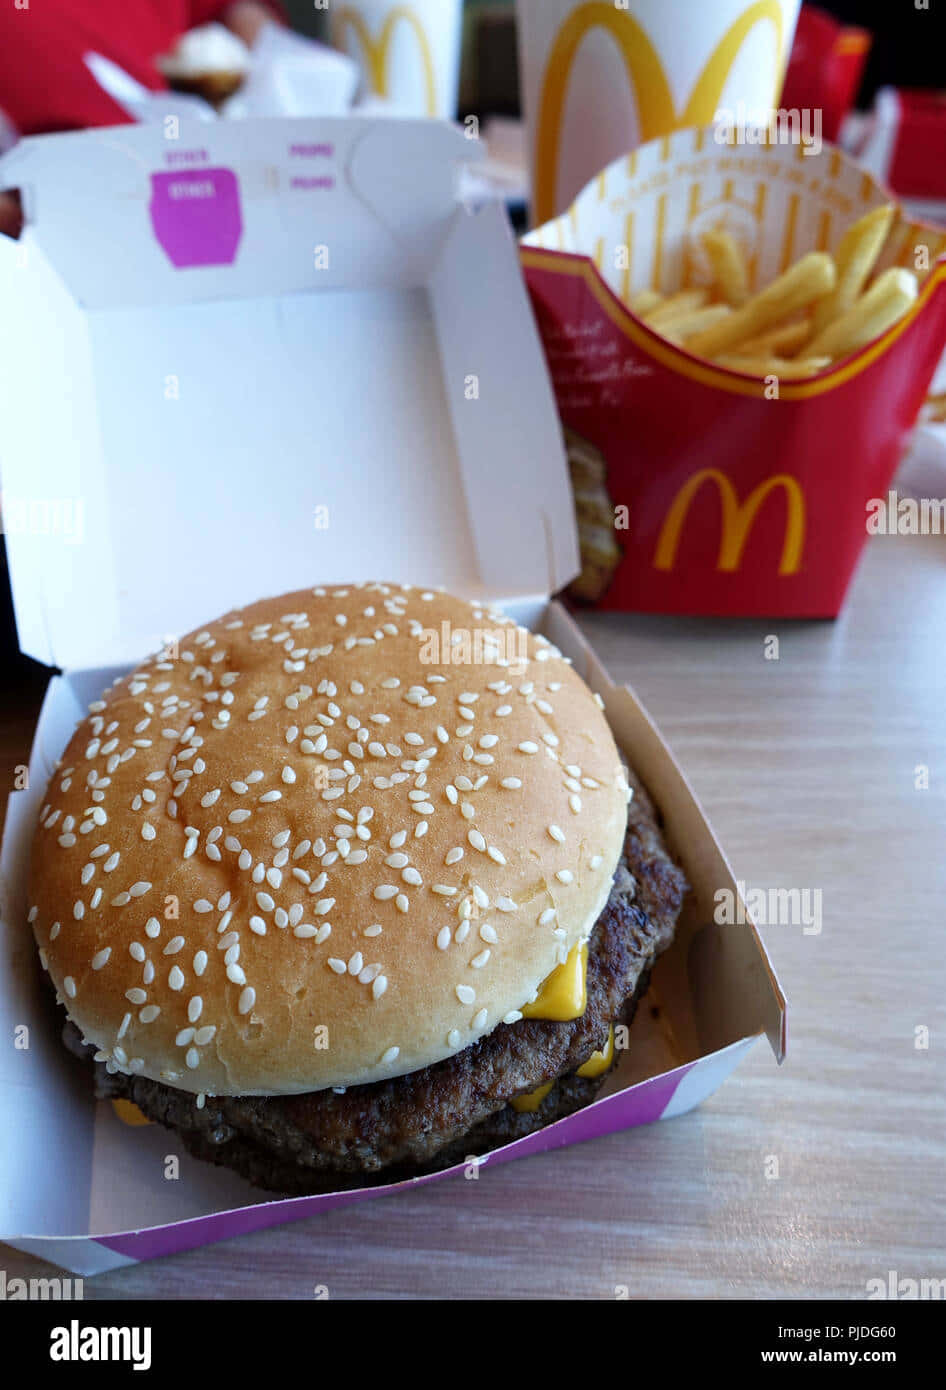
[149,168,242,269]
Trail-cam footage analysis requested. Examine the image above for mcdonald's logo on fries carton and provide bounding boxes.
[521,130,946,618]
[516,0,801,225]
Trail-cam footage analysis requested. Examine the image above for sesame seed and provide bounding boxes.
[168,966,185,991]
[456,984,475,1005]
[381,1046,399,1064]
[238,986,256,1015]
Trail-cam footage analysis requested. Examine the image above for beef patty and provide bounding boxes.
[67,772,688,1194]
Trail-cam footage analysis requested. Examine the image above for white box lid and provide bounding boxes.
[0,117,577,670]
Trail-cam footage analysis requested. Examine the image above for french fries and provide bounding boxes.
[810,204,895,335]
[702,227,749,306]
[687,253,836,357]
[805,267,918,359]
[643,288,708,326]
[731,319,812,358]
[629,288,663,315]
[622,201,919,382]
[661,303,732,343]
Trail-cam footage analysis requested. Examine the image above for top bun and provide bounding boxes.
[29,585,629,1095]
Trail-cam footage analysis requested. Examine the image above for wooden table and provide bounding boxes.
[2,532,944,1299]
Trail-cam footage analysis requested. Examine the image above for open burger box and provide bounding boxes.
[0,118,784,1275]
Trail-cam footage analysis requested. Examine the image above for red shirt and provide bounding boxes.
[0,1,279,135]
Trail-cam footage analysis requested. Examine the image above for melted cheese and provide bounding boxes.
[510,1081,554,1113]
[111,1099,151,1127]
[520,940,588,1021]
[576,1024,614,1078]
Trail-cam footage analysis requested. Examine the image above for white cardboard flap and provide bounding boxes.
[0,120,576,670]
[0,118,478,309]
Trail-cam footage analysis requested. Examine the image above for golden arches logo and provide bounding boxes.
[654,468,804,575]
[334,5,438,117]
[533,0,787,224]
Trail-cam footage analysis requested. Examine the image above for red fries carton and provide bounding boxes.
[521,129,946,618]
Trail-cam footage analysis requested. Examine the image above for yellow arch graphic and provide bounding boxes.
[654,468,804,575]
[335,5,438,117]
[533,0,786,224]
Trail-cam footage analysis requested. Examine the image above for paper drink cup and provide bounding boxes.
[516,0,802,225]
[329,0,463,118]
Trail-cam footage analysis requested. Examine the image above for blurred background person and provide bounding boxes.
[0,1,284,237]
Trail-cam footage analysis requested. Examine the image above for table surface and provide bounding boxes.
[2,532,944,1300]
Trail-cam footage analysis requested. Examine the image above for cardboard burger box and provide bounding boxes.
[0,118,784,1275]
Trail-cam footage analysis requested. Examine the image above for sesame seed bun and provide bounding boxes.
[28,584,629,1096]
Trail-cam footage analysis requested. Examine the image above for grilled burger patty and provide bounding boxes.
[67,773,688,1194]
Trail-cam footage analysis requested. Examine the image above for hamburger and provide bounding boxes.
[28,583,687,1193]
